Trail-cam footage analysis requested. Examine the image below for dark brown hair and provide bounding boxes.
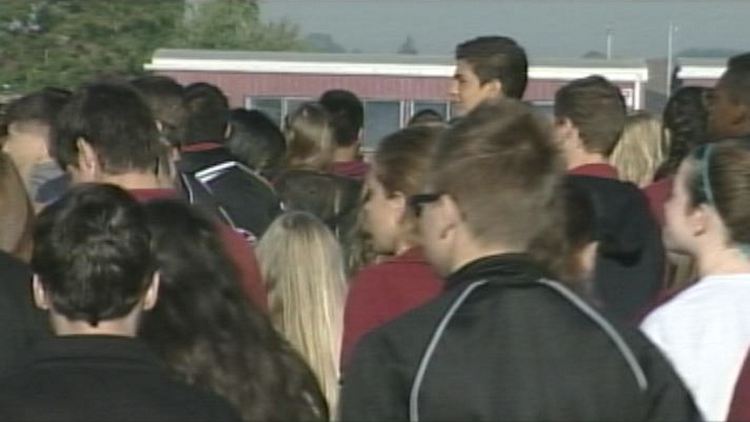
[685,138,750,246]
[374,125,443,243]
[554,75,627,156]
[456,36,529,99]
[431,98,564,249]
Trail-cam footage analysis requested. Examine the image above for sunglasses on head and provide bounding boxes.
[408,193,442,217]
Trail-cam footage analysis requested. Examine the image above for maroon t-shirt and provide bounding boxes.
[643,177,673,227]
[729,349,750,421]
[331,160,370,180]
[568,163,619,179]
[341,248,443,367]
[129,188,267,312]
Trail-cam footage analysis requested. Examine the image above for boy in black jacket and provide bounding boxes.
[340,99,700,422]
[554,75,664,321]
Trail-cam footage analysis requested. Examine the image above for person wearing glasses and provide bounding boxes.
[341,126,444,368]
[340,98,699,421]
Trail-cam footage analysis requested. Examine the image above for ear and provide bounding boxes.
[32,275,50,311]
[143,272,160,311]
[688,204,712,237]
[76,138,100,180]
[482,79,503,99]
[437,194,462,240]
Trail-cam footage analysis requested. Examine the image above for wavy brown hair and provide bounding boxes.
[139,200,328,422]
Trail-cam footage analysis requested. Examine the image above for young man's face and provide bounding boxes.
[450,60,501,116]
[706,79,744,139]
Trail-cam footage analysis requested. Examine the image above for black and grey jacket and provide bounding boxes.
[340,254,700,422]
[177,144,282,240]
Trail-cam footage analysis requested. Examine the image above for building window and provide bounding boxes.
[247,97,283,125]
[363,100,402,150]
[412,101,449,122]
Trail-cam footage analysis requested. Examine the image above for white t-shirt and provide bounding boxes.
[641,273,750,421]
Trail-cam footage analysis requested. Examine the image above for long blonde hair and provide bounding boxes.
[284,102,335,171]
[610,112,668,187]
[257,211,347,412]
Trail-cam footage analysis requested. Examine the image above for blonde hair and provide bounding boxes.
[257,211,347,412]
[610,112,668,187]
[284,103,335,171]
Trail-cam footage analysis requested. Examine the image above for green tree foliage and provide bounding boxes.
[170,0,304,51]
[397,35,418,55]
[0,0,306,94]
[0,0,184,93]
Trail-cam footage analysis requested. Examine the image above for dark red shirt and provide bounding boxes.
[568,163,619,179]
[341,248,443,367]
[643,177,673,227]
[729,349,750,421]
[331,160,370,180]
[129,188,267,312]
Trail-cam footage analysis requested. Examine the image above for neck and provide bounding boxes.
[99,171,165,190]
[566,150,608,171]
[333,145,359,162]
[697,246,750,278]
[49,312,140,338]
[449,238,523,275]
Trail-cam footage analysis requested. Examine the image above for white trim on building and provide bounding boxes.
[145,49,649,83]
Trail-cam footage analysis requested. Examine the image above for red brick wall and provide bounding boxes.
[159,70,635,108]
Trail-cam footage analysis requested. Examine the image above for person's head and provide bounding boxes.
[183,82,230,145]
[130,75,186,147]
[658,86,710,179]
[1,88,70,181]
[364,126,442,255]
[53,83,163,184]
[226,108,286,177]
[664,139,750,264]
[609,112,665,186]
[451,36,528,115]
[31,183,157,335]
[407,108,446,127]
[413,98,563,276]
[707,53,750,139]
[256,211,347,411]
[0,153,34,262]
[140,200,328,421]
[284,102,334,171]
[318,89,364,151]
[554,75,627,166]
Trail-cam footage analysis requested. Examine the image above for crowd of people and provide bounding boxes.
[1,33,750,421]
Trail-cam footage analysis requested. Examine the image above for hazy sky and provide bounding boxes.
[260,0,750,58]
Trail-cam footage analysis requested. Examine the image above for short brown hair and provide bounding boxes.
[686,139,750,245]
[431,98,564,249]
[374,126,443,241]
[455,36,528,99]
[554,76,626,156]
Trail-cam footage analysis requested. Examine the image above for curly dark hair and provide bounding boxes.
[139,199,328,422]
[656,86,710,180]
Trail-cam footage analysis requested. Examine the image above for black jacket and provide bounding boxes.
[178,144,282,239]
[0,336,241,422]
[340,254,700,422]
[0,252,49,377]
[568,175,665,321]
